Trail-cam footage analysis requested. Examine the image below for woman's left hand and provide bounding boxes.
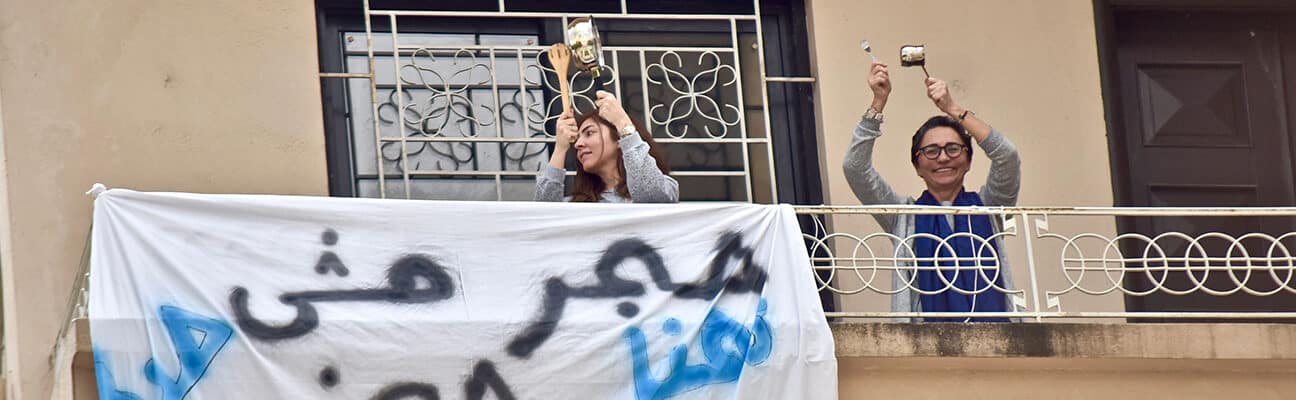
[595,90,633,129]
[925,77,965,117]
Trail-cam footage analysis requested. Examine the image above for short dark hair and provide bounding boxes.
[910,115,973,166]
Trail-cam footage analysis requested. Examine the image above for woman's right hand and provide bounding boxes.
[867,61,890,111]
[554,110,578,151]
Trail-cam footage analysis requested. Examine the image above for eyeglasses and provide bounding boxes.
[914,143,967,160]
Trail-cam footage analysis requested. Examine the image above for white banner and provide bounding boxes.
[89,189,837,400]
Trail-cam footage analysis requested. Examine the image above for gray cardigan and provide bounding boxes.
[534,134,680,203]
[842,117,1022,319]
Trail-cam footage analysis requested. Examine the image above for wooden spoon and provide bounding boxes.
[546,43,573,115]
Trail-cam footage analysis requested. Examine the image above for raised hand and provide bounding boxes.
[548,110,579,169]
[925,77,961,117]
[555,110,578,148]
[594,90,632,130]
[868,61,891,111]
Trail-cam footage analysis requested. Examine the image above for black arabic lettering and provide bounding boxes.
[372,382,440,400]
[230,254,455,341]
[464,360,516,400]
[507,231,767,358]
[316,229,350,276]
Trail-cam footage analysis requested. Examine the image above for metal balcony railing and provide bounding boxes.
[798,205,1296,321]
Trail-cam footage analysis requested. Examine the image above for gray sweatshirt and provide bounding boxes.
[534,134,680,203]
[842,117,1022,319]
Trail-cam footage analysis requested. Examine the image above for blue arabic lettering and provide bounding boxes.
[144,306,235,399]
[93,349,143,400]
[94,306,234,400]
[624,298,773,400]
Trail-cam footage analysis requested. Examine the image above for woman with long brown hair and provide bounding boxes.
[534,90,678,203]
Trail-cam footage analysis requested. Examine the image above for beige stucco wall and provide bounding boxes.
[806,0,1123,317]
[831,323,1296,398]
[0,1,329,398]
[0,55,15,400]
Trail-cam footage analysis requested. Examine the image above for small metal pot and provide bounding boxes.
[565,16,604,78]
[900,44,929,77]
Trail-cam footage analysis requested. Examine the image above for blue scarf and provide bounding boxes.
[913,190,1008,322]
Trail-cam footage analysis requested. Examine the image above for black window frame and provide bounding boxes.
[315,0,822,205]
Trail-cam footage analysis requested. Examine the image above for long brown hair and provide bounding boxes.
[569,114,671,202]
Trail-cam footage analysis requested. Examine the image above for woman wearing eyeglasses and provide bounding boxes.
[842,61,1021,322]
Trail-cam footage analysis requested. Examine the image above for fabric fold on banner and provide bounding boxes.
[89,189,837,400]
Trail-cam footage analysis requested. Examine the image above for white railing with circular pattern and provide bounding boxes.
[794,205,1296,320]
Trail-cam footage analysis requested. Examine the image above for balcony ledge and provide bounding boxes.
[831,321,1296,360]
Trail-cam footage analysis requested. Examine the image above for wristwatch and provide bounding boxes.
[618,123,637,139]
[862,107,884,123]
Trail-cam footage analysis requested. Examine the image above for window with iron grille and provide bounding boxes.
[316,0,822,204]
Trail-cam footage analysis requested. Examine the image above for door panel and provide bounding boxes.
[1113,10,1296,316]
